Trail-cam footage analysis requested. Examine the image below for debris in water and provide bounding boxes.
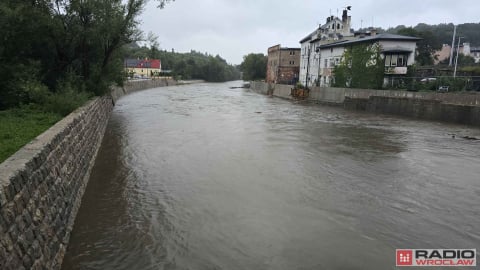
[462,136,478,140]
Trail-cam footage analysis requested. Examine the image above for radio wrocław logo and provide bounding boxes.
[396,249,476,267]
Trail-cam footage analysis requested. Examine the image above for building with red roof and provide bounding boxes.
[125,58,162,78]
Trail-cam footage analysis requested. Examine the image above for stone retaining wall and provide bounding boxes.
[0,97,113,269]
[345,96,480,126]
[0,79,175,269]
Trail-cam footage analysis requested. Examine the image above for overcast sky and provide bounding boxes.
[140,0,480,65]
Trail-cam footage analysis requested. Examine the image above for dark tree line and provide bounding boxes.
[0,0,171,111]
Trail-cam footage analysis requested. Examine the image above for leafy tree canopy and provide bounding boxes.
[333,43,384,89]
[240,53,267,81]
[0,0,172,110]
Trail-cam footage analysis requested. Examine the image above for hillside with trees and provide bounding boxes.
[125,43,240,82]
[387,23,480,47]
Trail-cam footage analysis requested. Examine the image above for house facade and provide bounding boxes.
[266,45,301,84]
[312,34,419,87]
[125,58,162,78]
[299,8,355,87]
[299,7,420,88]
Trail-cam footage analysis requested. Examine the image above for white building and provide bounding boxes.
[299,9,420,87]
[302,34,420,87]
[299,8,355,87]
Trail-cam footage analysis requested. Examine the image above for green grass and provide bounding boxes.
[0,108,63,163]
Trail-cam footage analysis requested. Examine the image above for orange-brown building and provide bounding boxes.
[266,45,300,85]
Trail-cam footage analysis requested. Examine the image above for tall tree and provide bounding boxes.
[240,53,267,81]
[0,0,173,109]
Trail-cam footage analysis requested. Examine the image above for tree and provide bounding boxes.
[240,53,267,81]
[333,43,384,89]
[0,0,173,109]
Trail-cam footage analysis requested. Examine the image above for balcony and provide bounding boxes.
[384,66,407,75]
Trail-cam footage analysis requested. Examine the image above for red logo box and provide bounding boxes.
[397,249,413,266]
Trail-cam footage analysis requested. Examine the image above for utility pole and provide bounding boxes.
[305,45,311,88]
[454,36,463,78]
[449,25,457,66]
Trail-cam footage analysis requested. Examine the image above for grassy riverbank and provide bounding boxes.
[0,108,63,163]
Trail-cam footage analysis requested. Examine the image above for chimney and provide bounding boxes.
[342,9,348,22]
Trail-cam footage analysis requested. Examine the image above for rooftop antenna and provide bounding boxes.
[337,8,339,17]
[361,19,363,29]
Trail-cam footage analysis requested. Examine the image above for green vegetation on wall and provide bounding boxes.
[333,43,384,89]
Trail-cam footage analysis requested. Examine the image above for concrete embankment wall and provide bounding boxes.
[344,96,480,126]
[250,81,480,126]
[0,79,175,269]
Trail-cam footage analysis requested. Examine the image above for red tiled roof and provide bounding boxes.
[125,59,161,69]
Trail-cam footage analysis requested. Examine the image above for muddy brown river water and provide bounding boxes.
[62,81,480,270]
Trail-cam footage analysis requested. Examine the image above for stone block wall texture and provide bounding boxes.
[0,79,174,269]
[0,97,113,270]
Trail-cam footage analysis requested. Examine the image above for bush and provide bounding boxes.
[44,89,91,116]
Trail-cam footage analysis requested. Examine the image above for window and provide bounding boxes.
[324,59,328,68]
[289,61,295,65]
[391,55,398,67]
[384,54,407,67]
[398,55,405,67]
[384,55,391,67]
[290,51,295,55]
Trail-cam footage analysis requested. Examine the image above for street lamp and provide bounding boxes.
[454,36,464,78]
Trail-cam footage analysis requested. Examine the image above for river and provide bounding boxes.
[62,81,480,270]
